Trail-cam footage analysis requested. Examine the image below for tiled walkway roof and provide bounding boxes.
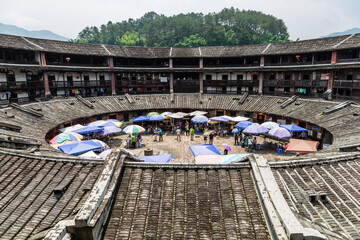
[0,152,102,239]
[104,164,269,239]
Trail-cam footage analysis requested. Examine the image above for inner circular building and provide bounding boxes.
[0,33,360,239]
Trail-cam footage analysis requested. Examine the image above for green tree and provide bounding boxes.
[115,31,145,46]
[175,34,207,47]
[73,8,290,47]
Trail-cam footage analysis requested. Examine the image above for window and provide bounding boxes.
[83,74,90,86]
[285,74,291,80]
[66,74,73,86]
[99,74,105,85]
[222,75,228,80]
[237,74,243,80]
[206,75,212,80]
[303,74,309,80]
[252,74,258,81]
[269,73,275,80]
[48,73,55,87]
[269,87,275,92]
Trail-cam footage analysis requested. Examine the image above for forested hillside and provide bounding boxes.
[74,7,289,47]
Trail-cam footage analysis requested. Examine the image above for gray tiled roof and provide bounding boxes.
[1,33,360,58]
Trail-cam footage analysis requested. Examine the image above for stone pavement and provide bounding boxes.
[113,132,295,163]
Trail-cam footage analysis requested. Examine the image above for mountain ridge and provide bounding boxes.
[0,22,69,41]
[321,27,360,38]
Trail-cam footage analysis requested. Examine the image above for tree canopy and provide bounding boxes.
[75,8,290,47]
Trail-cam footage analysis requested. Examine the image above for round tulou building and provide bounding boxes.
[1,33,360,239]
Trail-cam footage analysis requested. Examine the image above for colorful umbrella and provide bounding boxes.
[235,121,253,129]
[243,123,269,135]
[191,115,209,123]
[133,116,150,122]
[147,112,159,116]
[161,112,173,119]
[88,120,123,128]
[122,125,145,135]
[268,127,292,139]
[261,121,279,130]
[97,126,122,137]
[222,143,232,151]
[209,116,229,122]
[49,132,83,144]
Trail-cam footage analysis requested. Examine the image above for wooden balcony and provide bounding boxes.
[49,80,111,88]
[334,80,360,88]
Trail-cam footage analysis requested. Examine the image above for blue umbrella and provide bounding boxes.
[191,115,209,123]
[232,128,240,133]
[149,115,165,121]
[133,116,150,122]
[235,121,253,129]
[73,125,103,135]
[279,124,308,132]
[221,154,250,164]
[189,144,221,157]
[243,123,269,135]
[97,126,122,137]
[268,127,292,139]
[58,140,106,155]
[140,154,173,163]
[209,116,229,122]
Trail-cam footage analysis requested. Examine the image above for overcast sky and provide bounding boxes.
[0,0,359,40]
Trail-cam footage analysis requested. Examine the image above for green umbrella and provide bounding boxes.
[147,112,159,116]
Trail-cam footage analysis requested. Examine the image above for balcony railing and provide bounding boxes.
[203,80,258,87]
[334,80,360,88]
[0,59,39,65]
[0,81,44,90]
[294,81,311,87]
[49,80,111,88]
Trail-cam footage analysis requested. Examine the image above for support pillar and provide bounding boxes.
[40,52,50,96]
[199,73,203,93]
[170,73,174,93]
[331,51,337,65]
[109,57,116,95]
[260,56,265,67]
[169,58,173,69]
[259,72,263,95]
[327,71,334,91]
[199,58,203,69]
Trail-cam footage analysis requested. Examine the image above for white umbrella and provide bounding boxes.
[78,151,101,159]
[176,112,190,117]
[223,116,249,122]
[60,124,84,133]
[168,113,184,119]
[190,110,208,116]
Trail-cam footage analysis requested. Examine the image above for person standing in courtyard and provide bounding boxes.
[158,128,163,141]
[209,132,214,145]
[234,132,239,145]
[126,135,131,149]
[176,127,181,141]
[203,132,208,144]
[190,127,194,141]
[131,134,136,149]
[185,124,189,136]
